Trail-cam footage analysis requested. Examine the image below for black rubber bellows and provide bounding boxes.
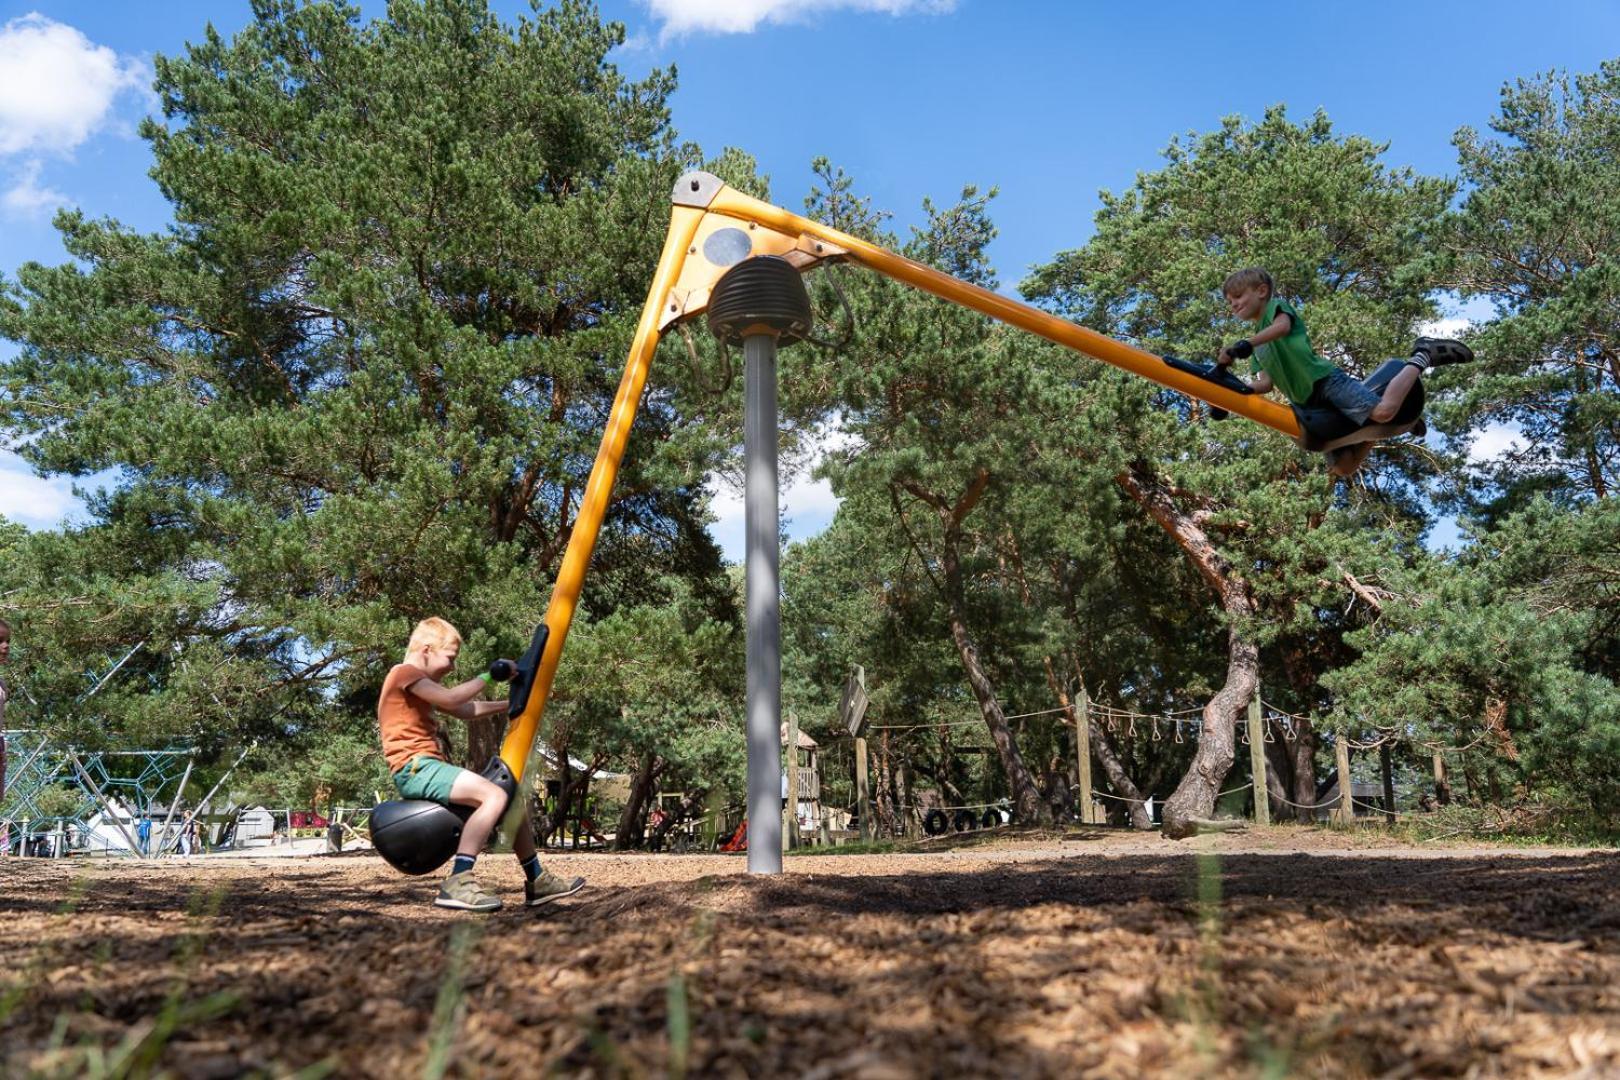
[706,255,813,347]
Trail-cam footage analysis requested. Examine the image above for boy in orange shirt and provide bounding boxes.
[379,617,585,912]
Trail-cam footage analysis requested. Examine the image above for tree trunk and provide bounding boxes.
[1053,659,1154,829]
[1117,464,1258,839]
[614,753,662,851]
[1088,717,1155,829]
[896,474,1048,825]
[1287,718,1319,822]
[1265,714,1320,823]
[938,528,1049,825]
[465,715,504,772]
[873,733,898,836]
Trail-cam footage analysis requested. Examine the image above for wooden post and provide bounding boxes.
[1247,688,1270,826]
[1334,738,1354,826]
[1379,742,1396,825]
[1432,752,1450,806]
[785,711,801,851]
[1075,689,1094,825]
[855,737,871,842]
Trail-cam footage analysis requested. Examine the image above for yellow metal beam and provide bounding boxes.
[500,170,1300,778]
[695,178,1301,437]
[498,202,706,779]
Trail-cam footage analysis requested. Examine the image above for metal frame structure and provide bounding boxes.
[1,729,199,857]
[492,170,1347,869]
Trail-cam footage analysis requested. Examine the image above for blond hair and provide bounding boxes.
[405,616,461,661]
[1222,267,1275,297]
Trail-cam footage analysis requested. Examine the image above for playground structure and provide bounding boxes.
[1,730,253,858]
[1,729,196,856]
[370,171,1436,878]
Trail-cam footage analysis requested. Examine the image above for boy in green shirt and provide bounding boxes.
[1214,268,1472,476]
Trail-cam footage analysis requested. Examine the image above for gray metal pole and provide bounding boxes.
[744,331,783,874]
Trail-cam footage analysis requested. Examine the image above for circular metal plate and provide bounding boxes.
[703,227,752,267]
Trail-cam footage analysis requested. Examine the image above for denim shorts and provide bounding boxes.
[392,755,464,805]
[1306,369,1382,425]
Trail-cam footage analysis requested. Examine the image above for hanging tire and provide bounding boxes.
[923,809,949,836]
[980,809,1000,829]
[952,809,978,832]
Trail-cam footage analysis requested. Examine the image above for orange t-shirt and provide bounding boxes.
[377,663,443,773]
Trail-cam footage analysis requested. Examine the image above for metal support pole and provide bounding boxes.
[153,755,195,857]
[66,751,145,858]
[745,331,783,874]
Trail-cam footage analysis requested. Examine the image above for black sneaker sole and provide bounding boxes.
[526,877,587,907]
[1415,337,1475,367]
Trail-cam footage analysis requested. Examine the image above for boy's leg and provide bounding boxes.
[517,801,587,907]
[1370,339,1475,423]
[448,770,509,856]
[1368,363,1421,424]
[513,813,537,863]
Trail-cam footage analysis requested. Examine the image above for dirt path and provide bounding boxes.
[3,829,1619,1077]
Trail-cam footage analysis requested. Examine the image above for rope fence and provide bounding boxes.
[853,690,1494,762]
[838,687,1488,831]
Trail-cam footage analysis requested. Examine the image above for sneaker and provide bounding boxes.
[435,871,502,913]
[525,868,586,908]
[1413,337,1475,368]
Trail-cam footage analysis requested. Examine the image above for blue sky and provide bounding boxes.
[3,0,1617,552]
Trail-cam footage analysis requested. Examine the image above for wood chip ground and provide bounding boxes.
[2,828,1618,1078]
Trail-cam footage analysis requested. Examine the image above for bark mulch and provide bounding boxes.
[2,832,1619,1078]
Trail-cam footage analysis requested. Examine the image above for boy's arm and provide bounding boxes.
[404,675,491,712]
[447,698,510,720]
[1249,370,1274,394]
[1216,311,1293,367]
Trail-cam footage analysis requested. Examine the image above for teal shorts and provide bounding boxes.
[392,755,465,805]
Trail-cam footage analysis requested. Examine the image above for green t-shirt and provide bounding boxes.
[1249,297,1337,405]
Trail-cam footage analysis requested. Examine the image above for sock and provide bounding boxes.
[450,854,476,876]
[520,854,542,882]
[1407,351,1431,373]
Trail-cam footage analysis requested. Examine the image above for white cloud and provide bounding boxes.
[0,13,150,157]
[0,453,83,529]
[2,157,68,219]
[1416,316,1472,340]
[1467,421,1525,465]
[705,423,856,562]
[642,0,955,40]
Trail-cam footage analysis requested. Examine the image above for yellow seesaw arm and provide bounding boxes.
[499,171,1300,778]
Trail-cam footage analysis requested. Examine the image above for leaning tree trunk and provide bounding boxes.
[650,788,708,849]
[1053,658,1154,829]
[940,531,1050,825]
[1117,464,1259,839]
[895,473,1049,825]
[1088,716,1156,829]
[614,752,663,851]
